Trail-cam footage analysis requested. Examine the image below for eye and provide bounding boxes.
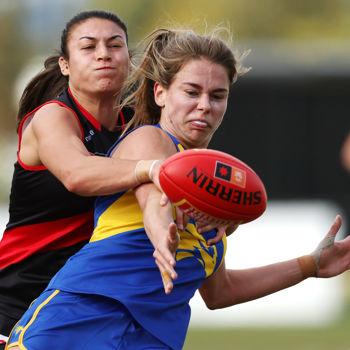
[82,45,94,50]
[185,90,198,97]
[211,94,225,100]
[211,92,228,101]
[109,41,124,48]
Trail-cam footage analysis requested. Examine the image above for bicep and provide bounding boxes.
[199,261,227,308]
[116,126,176,208]
[115,126,175,220]
[32,104,89,178]
[199,260,242,309]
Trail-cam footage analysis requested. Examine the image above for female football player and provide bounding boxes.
[6,26,350,350]
[0,10,162,346]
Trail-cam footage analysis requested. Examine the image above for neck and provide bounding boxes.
[69,87,121,131]
[159,119,210,149]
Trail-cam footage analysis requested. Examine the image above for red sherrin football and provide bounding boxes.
[159,149,267,224]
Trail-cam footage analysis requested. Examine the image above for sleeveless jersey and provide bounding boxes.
[47,125,227,350]
[0,88,133,320]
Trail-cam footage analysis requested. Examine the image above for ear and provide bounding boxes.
[58,57,69,76]
[154,82,166,108]
[128,52,133,73]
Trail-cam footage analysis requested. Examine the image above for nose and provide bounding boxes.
[96,44,111,61]
[197,94,211,112]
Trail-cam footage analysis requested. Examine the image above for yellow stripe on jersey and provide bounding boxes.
[91,188,226,278]
[177,144,185,152]
[176,222,227,278]
[91,189,144,242]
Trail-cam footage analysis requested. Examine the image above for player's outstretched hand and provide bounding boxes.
[153,222,180,294]
[196,221,240,245]
[315,215,350,278]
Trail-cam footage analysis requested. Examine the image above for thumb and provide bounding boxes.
[327,215,342,238]
[160,193,169,206]
[168,222,178,242]
[312,215,342,270]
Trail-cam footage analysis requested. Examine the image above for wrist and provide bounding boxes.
[135,160,159,184]
[297,255,317,279]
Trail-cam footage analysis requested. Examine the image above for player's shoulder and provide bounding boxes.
[124,125,171,146]
[32,102,77,125]
[131,124,165,136]
[30,102,81,135]
[34,101,73,118]
[116,125,176,158]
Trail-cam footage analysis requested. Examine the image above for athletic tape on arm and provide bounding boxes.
[135,160,159,184]
[311,234,336,276]
[297,234,335,279]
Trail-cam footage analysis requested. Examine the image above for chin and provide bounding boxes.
[96,84,120,95]
[98,78,122,91]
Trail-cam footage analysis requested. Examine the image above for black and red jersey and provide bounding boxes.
[0,88,133,323]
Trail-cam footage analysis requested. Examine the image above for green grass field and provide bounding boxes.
[184,273,350,350]
[184,320,350,350]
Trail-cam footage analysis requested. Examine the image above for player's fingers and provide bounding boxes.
[196,221,217,234]
[168,222,180,246]
[311,215,343,274]
[173,207,184,230]
[161,270,173,295]
[153,223,179,288]
[327,215,342,238]
[156,246,176,269]
[315,215,342,252]
[159,193,169,207]
[153,249,177,280]
[206,227,225,246]
[203,222,239,245]
[153,226,178,268]
[155,259,174,295]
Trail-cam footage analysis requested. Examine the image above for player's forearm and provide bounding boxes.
[142,189,174,249]
[231,259,304,304]
[59,157,149,196]
[205,258,305,309]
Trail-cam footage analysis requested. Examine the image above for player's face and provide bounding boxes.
[157,58,230,149]
[59,18,130,98]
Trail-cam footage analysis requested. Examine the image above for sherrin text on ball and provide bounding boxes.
[159,149,267,224]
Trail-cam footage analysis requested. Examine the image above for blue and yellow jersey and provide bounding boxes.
[47,125,227,350]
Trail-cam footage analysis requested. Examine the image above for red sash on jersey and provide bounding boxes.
[0,211,93,269]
